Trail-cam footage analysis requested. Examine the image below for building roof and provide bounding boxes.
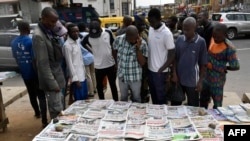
[0,0,18,3]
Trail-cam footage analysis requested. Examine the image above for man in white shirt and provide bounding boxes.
[63,23,88,100]
[82,19,118,101]
[147,8,176,104]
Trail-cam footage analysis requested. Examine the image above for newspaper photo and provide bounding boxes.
[190,115,219,128]
[102,110,128,121]
[172,125,202,141]
[170,117,192,128]
[197,128,223,139]
[127,108,146,125]
[63,106,88,115]
[185,106,207,117]
[207,109,227,121]
[98,121,126,138]
[108,101,132,110]
[146,116,169,126]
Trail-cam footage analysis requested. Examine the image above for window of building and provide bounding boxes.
[110,0,114,10]
[122,2,129,16]
[246,14,250,21]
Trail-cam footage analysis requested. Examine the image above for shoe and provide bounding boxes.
[88,93,94,98]
[42,123,48,128]
[34,114,41,119]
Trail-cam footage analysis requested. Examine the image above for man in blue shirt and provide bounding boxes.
[11,21,48,128]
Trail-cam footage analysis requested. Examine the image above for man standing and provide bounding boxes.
[11,21,48,128]
[32,7,65,119]
[147,8,175,104]
[173,17,207,107]
[63,23,88,101]
[197,11,213,49]
[113,25,148,103]
[116,15,133,36]
[82,19,118,101]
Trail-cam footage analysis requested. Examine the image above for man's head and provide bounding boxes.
[126,25,139,45]
[123,15,133,27]
[197,11,209,26]
[41,7,59,30]
[17,21,30,35]
[166,16,178,30]
[148,8,162,29]
[78,22,88,32]
[213,23,227,44]
[134,13,147,33]
[89,19,102,38]
[182,17,196,39]
[67,23,79,41]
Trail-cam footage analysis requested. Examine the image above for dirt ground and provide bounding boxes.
[0,93,47,141]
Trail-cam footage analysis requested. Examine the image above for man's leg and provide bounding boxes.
[23,79,40,117]
[106,65,118,101]
[200,81,211,109]
[89,63,97,93]
[36,87,48,127]
[211,85,224,109]
[130,81,142,103]
[95,68,106,99]
[119,78,129,101]
[148,70,157,104]
[182,86,200,107]
[45,91,63,119]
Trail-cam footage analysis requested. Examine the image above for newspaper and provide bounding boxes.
[82,109,107,119]
[170,117,192,128]
[130,102,147,109]
[146,104,168,116]
[57,114,79,124]
[34,122,72,140]
[190,115,219,128]
[197,128,223,139]
[172,125,202,141]
[108,101,132,110]
[217,107,234,116]
[207,109,227,121]
[144,121,173,140]
[125,124,145,139]
[65,133,97,141]
[63,106,88,115]
[167,106,188,118]
[102,110,128,121]
[235,114,250,122]
[146,116,169,126]
[88,100,114,109]
[240,103,250,115]
[70,99,94,107]
[185,106,207,117]
[98,121,126,138]
[71,118,101,135]
[228,105,247,115]
[97,138,125,141]
[127,108,146,124]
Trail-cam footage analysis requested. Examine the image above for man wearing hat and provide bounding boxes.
[82,19,118,101]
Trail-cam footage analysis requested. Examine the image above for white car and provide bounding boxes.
[211,12,250,39]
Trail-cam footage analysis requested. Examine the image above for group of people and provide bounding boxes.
[10,7,240,128]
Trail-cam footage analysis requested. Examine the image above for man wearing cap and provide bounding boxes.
[32,7,66,120]
[82,19,118,101]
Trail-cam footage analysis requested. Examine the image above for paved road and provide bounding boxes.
[1,38,250,98]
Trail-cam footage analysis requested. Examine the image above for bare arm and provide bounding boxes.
[158,48,176,73]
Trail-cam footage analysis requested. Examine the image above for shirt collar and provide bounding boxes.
[184,33,200,43]
[67,37,77,44]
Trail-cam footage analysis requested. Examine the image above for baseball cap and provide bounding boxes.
[53,21,67,36]
[89,21,102,38]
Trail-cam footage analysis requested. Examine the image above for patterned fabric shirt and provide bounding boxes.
[206,38,240,87]
[113,34,148,82]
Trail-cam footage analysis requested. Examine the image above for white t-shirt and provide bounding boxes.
[148,23,175,72]
[88,29,115,69]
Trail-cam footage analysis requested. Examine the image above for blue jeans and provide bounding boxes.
[72,80,88,101]
[148,70,168,104]
[119,78,141,103]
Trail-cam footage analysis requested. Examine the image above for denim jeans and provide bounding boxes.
[148,70,168,104]
[119,78,141,103]
[72,80,88,100]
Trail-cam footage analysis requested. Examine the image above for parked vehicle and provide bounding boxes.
[211,12,250,39]
[0,32,19,72]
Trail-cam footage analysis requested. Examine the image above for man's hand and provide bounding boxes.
[172,73,178,83]
[195,81,203,92]
[136,36,142,50]
[158,67,165,73]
